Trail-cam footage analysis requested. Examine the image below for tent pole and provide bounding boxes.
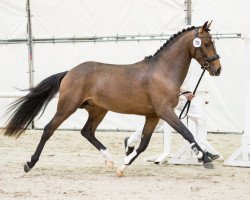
[186,0,192,25]
[26,0,35,129]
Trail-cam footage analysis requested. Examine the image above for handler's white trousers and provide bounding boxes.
[127,99,220,155]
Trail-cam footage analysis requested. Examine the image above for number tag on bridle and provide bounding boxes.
[193,38,201,47]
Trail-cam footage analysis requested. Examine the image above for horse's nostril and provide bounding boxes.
[216,67,221,75]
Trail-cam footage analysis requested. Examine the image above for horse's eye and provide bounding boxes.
[205,43,210,48]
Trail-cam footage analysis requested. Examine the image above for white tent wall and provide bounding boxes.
[0,0,248,133]
[0,0,28,128]
[0,0,26,39]
[31,0,185,37]
[0,44,29,127]
[198,38,245,132]
[192,0,246,33]
[0,45,28,91]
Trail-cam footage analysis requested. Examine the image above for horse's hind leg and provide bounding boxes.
[81,106,113,167]
[117,117,159,177]
[24,95,80,172]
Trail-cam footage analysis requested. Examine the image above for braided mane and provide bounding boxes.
[145,26,196,59]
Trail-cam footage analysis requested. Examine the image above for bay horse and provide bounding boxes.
[3,21,221,177]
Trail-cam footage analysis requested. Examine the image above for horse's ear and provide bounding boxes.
[201,21,208,32]
[207,20,213,30]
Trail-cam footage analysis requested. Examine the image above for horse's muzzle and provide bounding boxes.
[214,67,221,76]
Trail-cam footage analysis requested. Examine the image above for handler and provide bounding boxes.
[124,67,221,161]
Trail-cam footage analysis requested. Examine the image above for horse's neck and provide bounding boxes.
[157,34,193,88]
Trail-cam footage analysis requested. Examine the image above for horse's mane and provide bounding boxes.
[145,26,197,60]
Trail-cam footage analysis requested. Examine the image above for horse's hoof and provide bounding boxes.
[116,168,124,178]
[203,162,214,169]
[24,162,31,173]
[105,160,114,169]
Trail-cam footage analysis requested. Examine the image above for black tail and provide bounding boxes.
[3,71,68,138]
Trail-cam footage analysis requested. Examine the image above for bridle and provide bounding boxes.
[179,28,220,119]
[193,28,220,75]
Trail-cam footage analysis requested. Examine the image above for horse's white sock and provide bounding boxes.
[191,143,203,159]
[127,131,142,147]
[100,149,113,161]
[123,150,137,165]
[119,163,127,172]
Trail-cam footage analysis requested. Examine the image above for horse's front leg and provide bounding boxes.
[117,117,159,177]
[159,108,214,169]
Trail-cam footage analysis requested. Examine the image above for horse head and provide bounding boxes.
[192,21,221,76]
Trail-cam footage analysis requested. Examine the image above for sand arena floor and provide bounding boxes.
[0,130,249,200]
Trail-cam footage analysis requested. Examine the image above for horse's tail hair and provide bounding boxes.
[3,71,68,138]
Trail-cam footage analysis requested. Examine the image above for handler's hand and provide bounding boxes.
[184,92,195,101]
